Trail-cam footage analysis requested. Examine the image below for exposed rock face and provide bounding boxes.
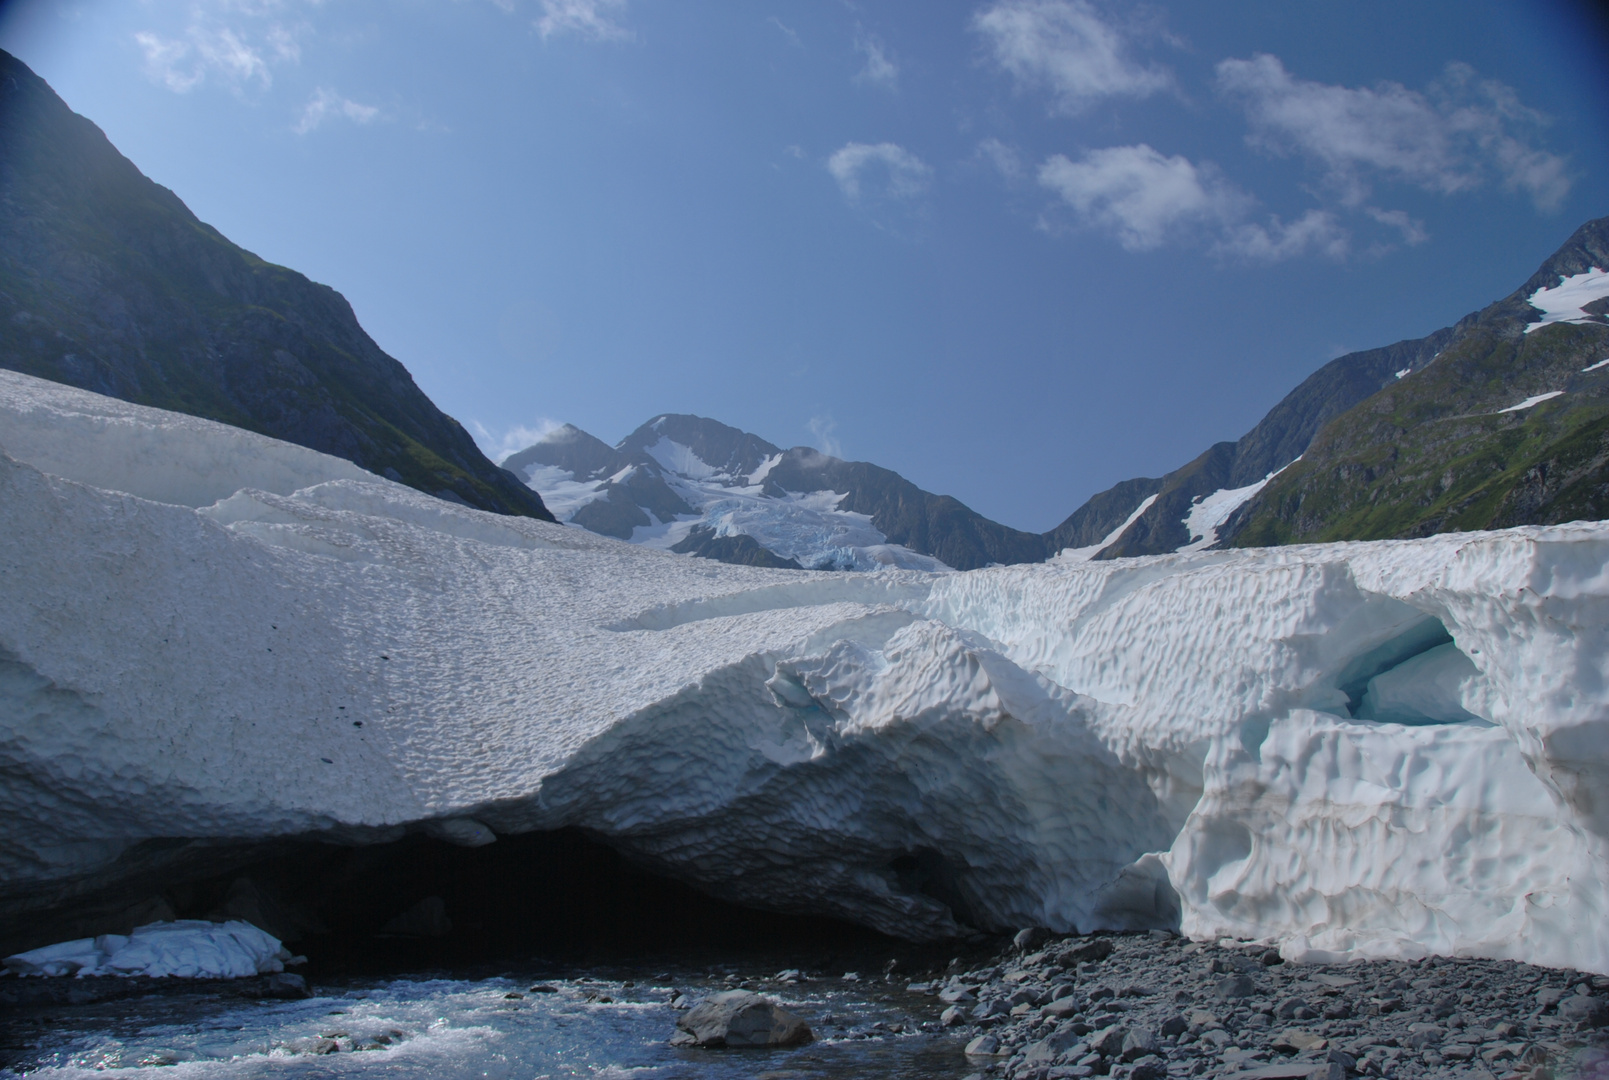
[672,990,813,1048]
[3,369,1609,976]
[0,49,551,521]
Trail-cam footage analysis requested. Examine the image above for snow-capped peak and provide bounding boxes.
[1525,267,1609,334]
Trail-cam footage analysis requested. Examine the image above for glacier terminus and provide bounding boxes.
[2,368,1607,973]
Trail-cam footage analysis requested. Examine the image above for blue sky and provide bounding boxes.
[3,0,1607,531]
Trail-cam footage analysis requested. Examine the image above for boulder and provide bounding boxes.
[673,991,812,1048]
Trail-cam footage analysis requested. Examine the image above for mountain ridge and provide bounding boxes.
[0,49,552,520]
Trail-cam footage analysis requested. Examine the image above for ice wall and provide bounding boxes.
[3,369,1608,969]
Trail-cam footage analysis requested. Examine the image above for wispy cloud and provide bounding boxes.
[827,142,931,202]
[1038,144,1348,260]
[1216,54,1571,211]
[1217,211,1349,261]
[973,0,1170,114]
[135,23,283,93]
[807,416,843,459]
[294,88,381,135]
[977,137,1025,180]
[769,16,803,49]
[854,32,898,90]
[1365,207,1429,246]
[536,0,631,42]
[471,419,567,465]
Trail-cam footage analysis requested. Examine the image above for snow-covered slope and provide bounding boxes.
[5,369,1609,971]
[502,415,1054,572]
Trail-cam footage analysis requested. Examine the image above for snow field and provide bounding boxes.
[3,369,1608,970]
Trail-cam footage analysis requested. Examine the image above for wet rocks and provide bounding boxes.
[671,990,813,1048]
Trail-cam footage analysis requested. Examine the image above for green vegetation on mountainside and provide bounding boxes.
[1227,221,1609,546]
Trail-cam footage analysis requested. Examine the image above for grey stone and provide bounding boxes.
[1559,994,1609,1029]
[941,1006,966,1027]
[1537,987,1568,1009]
[1025,1028,1085,1063]
[940,985,978,1004]
[1160,1014,1188,1037]
[1130,1056,1168,1080]
[1430,993,1459,1019]
[1121,1026,1160,1061]
[1016,928,1053,952]
[1218,974,1258,1000]
[258,972,311,1000]
[674,991,812,1049]
[1042,998,1082,1020]
[1276,997,1311,1020]
[1091,1025,1127,1056]
[1062,939,1116,967]
[966,1034,1006,1056]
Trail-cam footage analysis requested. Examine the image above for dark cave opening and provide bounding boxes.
[4,829,966,980]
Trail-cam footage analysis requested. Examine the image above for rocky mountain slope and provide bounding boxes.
[504,413,1047,571]
[0,49,550,520]
[1053,217,1609,558]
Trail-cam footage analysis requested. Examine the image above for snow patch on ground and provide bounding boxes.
[513,463,610,519]
[4,369,1609,969]
[1498,391,1565,414]
[1582,358,1609,374]
[4,921,285,978]
[1395,367,1410,379]
[1525,268,1609,334]
[1178,460,1297,553]
[1055,493,1159,563]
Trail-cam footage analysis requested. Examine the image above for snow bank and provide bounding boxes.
[3,920,285,978]
[4,369,1609,970]
[1525,267,1609,333]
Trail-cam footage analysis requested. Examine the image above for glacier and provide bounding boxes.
[3,368,1609,971]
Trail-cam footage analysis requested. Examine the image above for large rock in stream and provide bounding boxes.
[671,991,812,1048]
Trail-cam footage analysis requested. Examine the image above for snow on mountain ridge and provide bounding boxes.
[1525,267,1609,333]
[6,368,1609,969]
[505,416,951,571]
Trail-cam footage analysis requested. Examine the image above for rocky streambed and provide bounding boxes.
[4,930,1608,1078]
[926,931,1609,1080]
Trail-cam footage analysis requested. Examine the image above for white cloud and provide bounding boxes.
[471,419,566,465]
[1217,210,1349,261]
[1216,54,1571,211]
[1365,207,1429,246]
[1038,144,1242,251]
[294,88,381,135]
[536,0,630,42]
[972,0,1170,114]
[134,4,311,96]
[854,32,898,89]
[1039,144,1349,261]
[977,137,1024,180]
[827,142,931,202]
[807,416,843,459]
[769,16,803,49]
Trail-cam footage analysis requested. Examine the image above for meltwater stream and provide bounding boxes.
[2,970,975,1079]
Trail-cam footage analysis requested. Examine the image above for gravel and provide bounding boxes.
[916,930,1609,1080]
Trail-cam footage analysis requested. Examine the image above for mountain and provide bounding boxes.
[0,49,551,520]
[503,414,1048,571]
[1050,217,1609,559]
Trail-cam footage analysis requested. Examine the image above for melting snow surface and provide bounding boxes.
[1583,358,1609,374]
[1178,459,1297,554]
[5,369,1609,971]
[4,921,285,978]
[1055,493,1159,562]
[1498,391,1565,414]
[1395,367,1411,379]
[1525,267,1609,333]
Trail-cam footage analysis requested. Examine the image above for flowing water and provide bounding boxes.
[1,969,976,1079]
